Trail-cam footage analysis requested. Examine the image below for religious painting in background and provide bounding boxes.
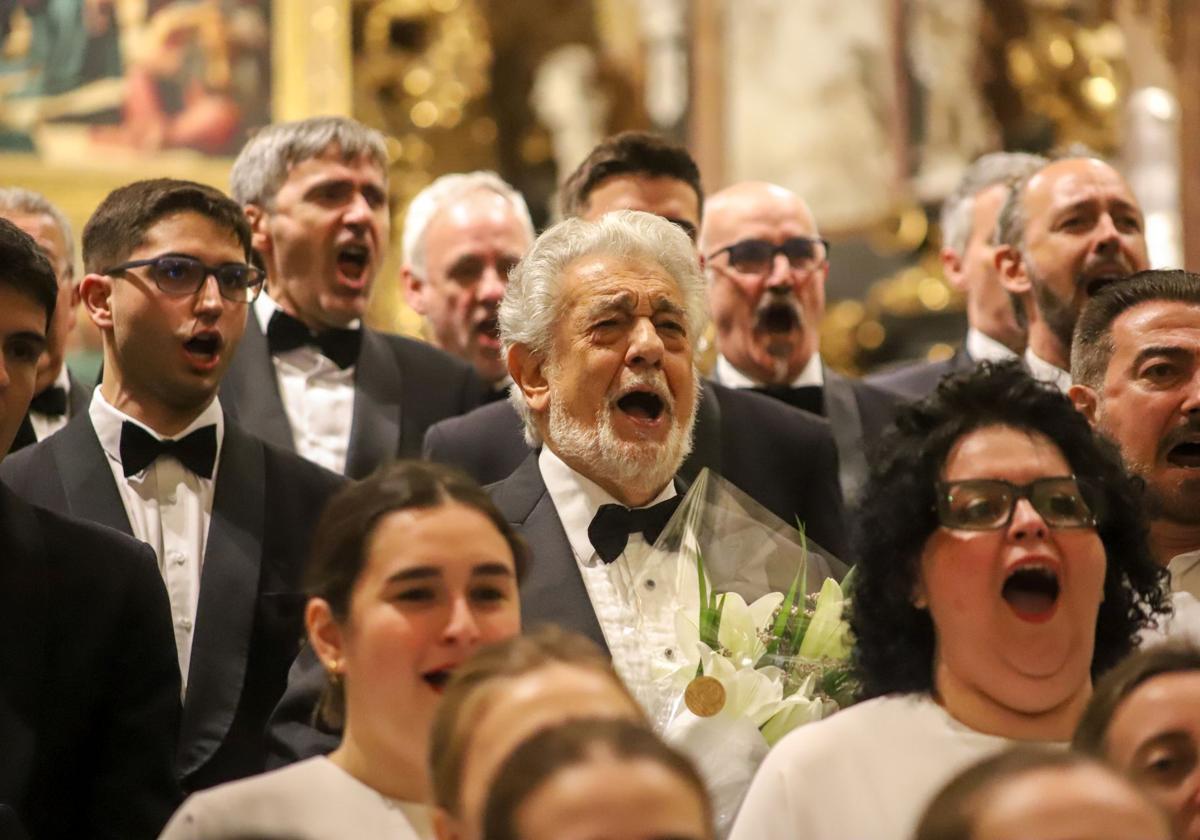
[0,0,271,161]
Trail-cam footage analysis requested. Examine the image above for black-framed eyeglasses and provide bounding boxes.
[103,255,265,303]
[706,236,830,276]
[935,476,1099,531]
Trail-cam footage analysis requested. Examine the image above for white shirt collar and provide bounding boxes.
[89,389,225,473]
[1168,549,1200,588]
[965,328,1017,364]
[714,352,824,389]
[255,291,362,334]
[1024,348,1072,394]
[538,446,677,566]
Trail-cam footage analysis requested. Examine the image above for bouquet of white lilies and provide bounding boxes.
[635,471,855,836]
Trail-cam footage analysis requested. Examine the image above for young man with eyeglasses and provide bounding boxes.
[698,180,899,504]
[0,179,344,792]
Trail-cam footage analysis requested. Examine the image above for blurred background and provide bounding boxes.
[0,0,1192,378]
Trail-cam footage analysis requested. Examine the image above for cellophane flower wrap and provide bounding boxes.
[635,469,857,836]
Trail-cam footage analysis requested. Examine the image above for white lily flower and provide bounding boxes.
[798,577,850,660]
[760,690,827,746]
[716,590,784,668]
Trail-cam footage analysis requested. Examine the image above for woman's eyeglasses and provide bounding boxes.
[705,236,830,276]
[935,476,1099,531]
[104,255,265,303]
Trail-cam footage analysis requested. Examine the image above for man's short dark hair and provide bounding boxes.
[0,216,57,326]
[1073,641,1200,756]
[559,131,703,220]
[82,179,252,274]
[1071,269,1200,388]
[850,361,1169,699]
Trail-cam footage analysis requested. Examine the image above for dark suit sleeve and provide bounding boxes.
[422,401,531,485]
[263,643,341,766]
[49,522,182,839]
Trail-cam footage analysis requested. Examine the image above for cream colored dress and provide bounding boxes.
[159,757,433,839]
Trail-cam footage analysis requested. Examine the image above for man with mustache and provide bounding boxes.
[1070,270,1200,617]
[867,152,1045,400]
[423,134,848,546]
[995,153,1149,392]
[221,117,489,478]
[402,171,534,392]
[0,179,344,791]
[490,210,842,686]
[699,181,899,503]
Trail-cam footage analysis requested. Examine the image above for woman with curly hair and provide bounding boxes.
[730,361,1169,840]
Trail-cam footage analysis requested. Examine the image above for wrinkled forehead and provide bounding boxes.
[1024,159,1139,216]
[560,254,685,311]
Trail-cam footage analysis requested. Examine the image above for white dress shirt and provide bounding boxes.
[28,364,74,441]
[713,352,824,389]
[1169,548,1200,601]
[965,327,1018,364]
[539,447,695,717]
[89,390,223,694]
[1024,348,1072,394]
[255,293,356,475]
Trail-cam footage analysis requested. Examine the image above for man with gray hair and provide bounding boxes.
[0,188,91,453]
[994,150,1149,392]
[220,116,487,478]
[491,210,843,648]
[867,152,1045,400]
[401,170,534,387]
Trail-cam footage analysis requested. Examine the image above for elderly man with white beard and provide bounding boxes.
[488,210,840,700]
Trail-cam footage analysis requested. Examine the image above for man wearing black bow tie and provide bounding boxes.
[0,179,343,792]
[699,181,899,504]
[221,116,489,477]
[0,189,92,455]
[0,216,182,837]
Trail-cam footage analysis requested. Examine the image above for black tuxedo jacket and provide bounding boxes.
[488,455,848,649]
[7,369,91,454]
[0,414,344,791]
[817,369,899,506]
[0,484,181,839]
[219,315,488,478]
[864,345,976,402]
[424,381,849,559]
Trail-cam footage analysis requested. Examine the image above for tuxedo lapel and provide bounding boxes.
[345,329,401,479]
[50,417,133,535]
[490,456,608,650]
[821,369,870,505]
[222,316,296,453]
[680,382,722,481]
[66,370,91,417]
[177,422,265,778]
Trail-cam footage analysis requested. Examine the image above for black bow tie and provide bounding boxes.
[752,384,824,416]
[119,422,217,479]
[587,496,682,564]
[267,310,361,369]
[30,385,68,417]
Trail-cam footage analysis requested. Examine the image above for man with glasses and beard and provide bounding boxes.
[699,181,899,504]
[1070,269,1200,637]
[995,151,1149,393]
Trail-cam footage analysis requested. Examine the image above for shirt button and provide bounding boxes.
[164,491,177,505]
[644,579,656,591]
[176,618,193,631]
[167,550,186,566]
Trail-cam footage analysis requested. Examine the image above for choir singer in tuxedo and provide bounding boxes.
[0,179,344,792]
